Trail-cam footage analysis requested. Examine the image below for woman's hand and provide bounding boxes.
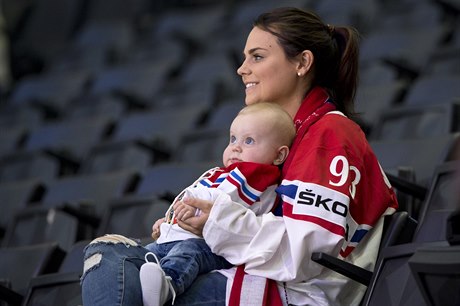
[151,218,164,240]
[174,197,213,237]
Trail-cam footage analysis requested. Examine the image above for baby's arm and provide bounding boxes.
[151,218,164,240]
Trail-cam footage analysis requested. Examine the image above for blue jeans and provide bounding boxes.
[145,238,232,295]
[81,235,227,306]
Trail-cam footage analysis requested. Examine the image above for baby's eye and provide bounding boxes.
[245,137,255,145]
[230,135,237,144]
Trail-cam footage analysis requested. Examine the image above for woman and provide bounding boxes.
[81,7,398,306]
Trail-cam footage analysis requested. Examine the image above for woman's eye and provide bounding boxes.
[245,137,255,145]
[253,55,263,61]
[230,135,236,144]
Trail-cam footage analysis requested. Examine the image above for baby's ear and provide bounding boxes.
[273,146,290,166]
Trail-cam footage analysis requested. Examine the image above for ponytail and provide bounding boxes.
[332,26,360,118]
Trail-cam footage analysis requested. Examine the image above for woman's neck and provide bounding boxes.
[282,85,312,119]
[283,101,302,119]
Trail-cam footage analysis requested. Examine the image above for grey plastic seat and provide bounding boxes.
[0,242,65,302]
[0,152,61,183]
[97,197,170,239]
[404,75,460,106]
[111,105,207,156]
[136,161,215,198]
[20,240,89,306]
[370,133,459,187]
[370,101,460,141]
[79,141,153,175]
[2,206,79,251]
[23,115,114,165]
[0,179,45,239]
[361,161,460,306]
[8,70,91,116]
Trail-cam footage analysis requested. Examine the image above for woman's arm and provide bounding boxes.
[177,191,339,282]
[201,194,342,282]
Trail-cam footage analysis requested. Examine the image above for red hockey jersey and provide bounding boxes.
[204,87,398,306]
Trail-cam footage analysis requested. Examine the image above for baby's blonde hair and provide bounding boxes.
[237,102,296,147]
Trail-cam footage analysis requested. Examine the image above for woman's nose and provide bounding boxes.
[237,60,248,76]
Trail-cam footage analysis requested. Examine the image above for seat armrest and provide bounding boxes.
[0,282,24,305]
[311,252,372,286]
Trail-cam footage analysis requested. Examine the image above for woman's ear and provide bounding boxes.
[296,50,314,77]
[273,146,290,166]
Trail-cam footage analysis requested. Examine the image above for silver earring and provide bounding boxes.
[297,72,301,77]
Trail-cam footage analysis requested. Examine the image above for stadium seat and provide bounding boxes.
[370,133,460,188]
[0,103,43,131]
[0,151,61,183]
[2,206,79,251]
[354,80,407,129]
[361,161,460,306]
[175,128,230,164]
[370,101,460,141]
[177,52,241,101]
[153,79,216,110]
[97,196,170,239]
[314,0,379,33]
[20,240,89,306]
[110,105,207,157]
[359,25,446,75]
[22,115,114,167]
[174,101,242,163]
[89,57,177,105]
[375,0,443,31]
[0,126,26,159]
[403,75,460,106]
[82,0,149,24]
[2,170,138,248]
[21,270,83,306]
[135,161,215,198]
[39,170,138,216]
[0,242,66,304]
[79,141,154,175]
[8,0,85,68]
[427,47,460,77]
[411,161,460,242]
[0,179,45,241]
[8,70,91,116]
[151,3,228,44]
[408,244,460,306]
[66,93,127,121]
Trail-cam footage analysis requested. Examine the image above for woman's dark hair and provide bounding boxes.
[254,7,360,118]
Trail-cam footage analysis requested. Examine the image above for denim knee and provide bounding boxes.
[81,234,141,283]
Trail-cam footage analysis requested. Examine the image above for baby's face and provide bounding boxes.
[222,112,281,167]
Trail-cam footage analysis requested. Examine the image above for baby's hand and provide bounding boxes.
[174,201,197,221]
[151,218,164,240]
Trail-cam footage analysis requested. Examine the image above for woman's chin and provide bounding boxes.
[244,96,259,105]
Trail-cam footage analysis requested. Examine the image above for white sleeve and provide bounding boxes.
[203,194,344,283]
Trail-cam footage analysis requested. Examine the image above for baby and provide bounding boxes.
[140,102,296,306]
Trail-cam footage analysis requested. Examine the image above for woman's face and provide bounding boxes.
[237,27,300,109]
